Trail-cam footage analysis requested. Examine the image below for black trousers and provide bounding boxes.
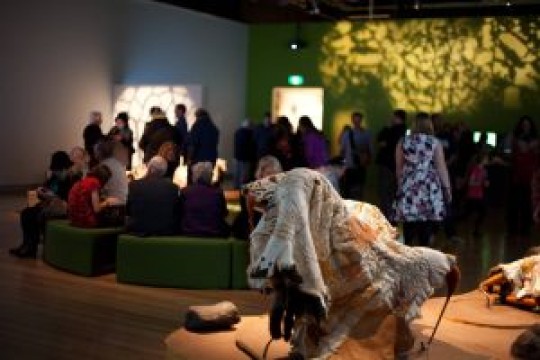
[403,221,436,247]
[340,167,366,200]
[377,166,396,222]
[507,184,532,235]
[20,205,44,250]
[464,198,486,233]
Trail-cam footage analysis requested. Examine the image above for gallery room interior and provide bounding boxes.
[1,0,540,359]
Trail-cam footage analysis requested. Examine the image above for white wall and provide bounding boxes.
[0,0,248,186]
[117,0,248,167]
[0,0,116,186]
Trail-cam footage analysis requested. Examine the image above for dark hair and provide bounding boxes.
[298,116,316,133]
[87,164,111,186]
[394,109,407,123]
[513,115,538,139]
[116,112,129,124]
[175,104,186,113]
[195,108,209,119]
[49,151,72,172]
[276,116,292,134]
[412,112,434,135]
[149,106,162,115]
[352,112,363,119]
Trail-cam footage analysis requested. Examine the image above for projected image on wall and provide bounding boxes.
[114,85,203,167]
[319,17,540,115]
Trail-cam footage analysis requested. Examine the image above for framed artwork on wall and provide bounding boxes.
[272,87,324,131]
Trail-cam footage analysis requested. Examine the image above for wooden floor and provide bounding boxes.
[0,194,266,360]
[0,193,537,359]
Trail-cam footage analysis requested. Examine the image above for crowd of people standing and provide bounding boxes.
[9,104,540,258]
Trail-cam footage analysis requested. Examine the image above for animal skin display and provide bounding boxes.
[480,255,540,310]
[242,168,460,359]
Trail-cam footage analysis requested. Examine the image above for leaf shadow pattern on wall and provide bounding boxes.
[319,17,540,115]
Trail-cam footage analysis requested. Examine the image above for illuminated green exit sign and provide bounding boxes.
[288,74,304,86]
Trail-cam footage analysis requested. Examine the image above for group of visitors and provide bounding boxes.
[11,102,540,257]
[233,113,331,188]
[234,109,540,247]
[10,105,225,258]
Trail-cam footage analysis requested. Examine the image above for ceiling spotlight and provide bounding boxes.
[289,23,307,51]
[506,1,512,6]
[414,0,421,10]
[289,39,306,51]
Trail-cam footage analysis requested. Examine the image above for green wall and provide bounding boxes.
[247,17,540,153]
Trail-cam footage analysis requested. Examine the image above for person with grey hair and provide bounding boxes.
[180,162,230,237]
[255,155,283,179]
[127,156,181,236]
[231,155,284,240]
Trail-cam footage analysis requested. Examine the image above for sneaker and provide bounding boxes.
[13,245,37,259]
[9,244,25,256]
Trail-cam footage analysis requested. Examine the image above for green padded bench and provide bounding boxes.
[44,220,123,276]
[116,235,233,289]
[231,240,249,289]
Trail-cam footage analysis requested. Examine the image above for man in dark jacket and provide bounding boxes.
[186,108,219,166]
[174,103,189,157]
[83,111,105,166]
[234,119,256,188]
[127,156,181,236]
[375,109,407,220]
[139,107,177,163]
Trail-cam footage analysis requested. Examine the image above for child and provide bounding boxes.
[465,154,490,237]
[67,164,112,228]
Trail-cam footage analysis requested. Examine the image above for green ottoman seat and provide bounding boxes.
[44,220,123,276]
[116,235,232,289]
[231,240,250,289]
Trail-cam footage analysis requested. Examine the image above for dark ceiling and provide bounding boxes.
[156,0,540,23]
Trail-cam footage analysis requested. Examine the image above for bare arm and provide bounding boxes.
[91,190,109,213]
[434,143,452,202]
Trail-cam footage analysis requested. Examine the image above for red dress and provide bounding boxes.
[467,165,487,200]
[68,177,101,228]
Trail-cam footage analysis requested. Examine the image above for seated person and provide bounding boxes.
[68,146,90,179]
[96,140,129,226]
[180,162,230,237]
[127,156,181,236]
[10,150,75,258]
[232,155,283,240]
[158,141,180,179]
[67,164,114,228]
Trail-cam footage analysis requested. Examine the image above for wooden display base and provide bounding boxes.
[165,291,539,360]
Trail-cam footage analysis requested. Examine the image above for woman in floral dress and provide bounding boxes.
[394,112,452,246]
